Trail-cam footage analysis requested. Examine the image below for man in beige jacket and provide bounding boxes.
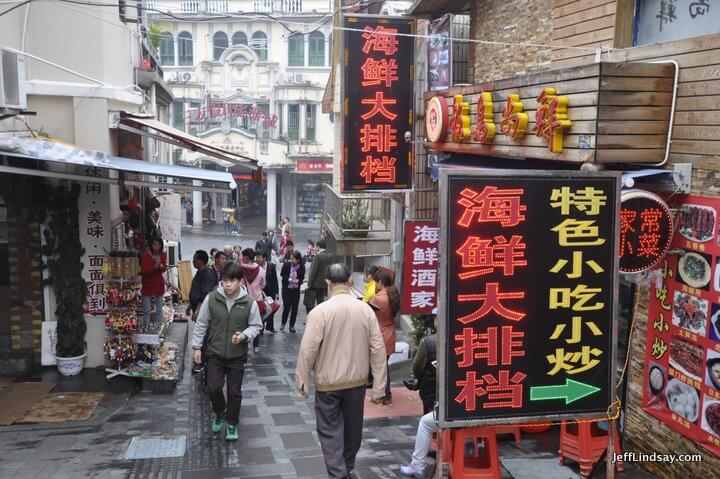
[296,263,387,479]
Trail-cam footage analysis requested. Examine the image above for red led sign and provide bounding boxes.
[343,16,414,192]
[440,171,619,426]
[619,189,674,274]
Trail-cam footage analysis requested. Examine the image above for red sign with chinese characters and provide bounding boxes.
[644,194,720,456]
[440,171,618,426]
[296,159,333,173]
[343,16,414,192]
[401,221,439,314]
[619,189,674,274]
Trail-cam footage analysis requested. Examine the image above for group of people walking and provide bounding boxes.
[185,226,413,479]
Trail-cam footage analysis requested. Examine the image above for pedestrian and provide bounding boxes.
[280,240,295,263]
[192,263,263,442]
[255,250,278,341]
[233,245,243,264]
[282,216,292,236]
[305,238,318,263]
[229,209,239,234]
[296,263,388,478]
[279,230,292,260]
[255,231,273,261]
[223,245,234,262]
[239,249,266,353]
[223,210,230,234]
[187,250,219,373]
[268,230,280,259]
[399,411,438,477]
[140,238,167,328]
[280,250,305,332]
[208,248,219,268]
[307,240,333,306]
[362,265,379,303]
[213,251,228,284]
[186,199,193,227]
[369,271,400,405]
[412,316,437,415]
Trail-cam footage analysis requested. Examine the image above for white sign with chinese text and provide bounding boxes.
[636,0,716,46]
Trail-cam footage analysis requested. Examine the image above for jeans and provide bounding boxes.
[142,295,165,325]
[411,412,438,470]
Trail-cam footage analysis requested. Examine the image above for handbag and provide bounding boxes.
[303,288,316,311]
[403,377,421,391]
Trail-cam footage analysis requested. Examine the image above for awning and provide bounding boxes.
[116,112,258,170]
[408,0,469,16]
[0,138,237,193]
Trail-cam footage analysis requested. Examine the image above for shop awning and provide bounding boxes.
[0,137,237,194]
[408,0,469,16]
[116,112,258,170]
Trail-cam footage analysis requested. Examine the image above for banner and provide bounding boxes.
[342,15,414,192]
[644,194,720,456]
[401,220,439,314]
[427,14,452,91]
[439,170,619,426]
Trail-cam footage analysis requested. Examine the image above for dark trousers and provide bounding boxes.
[253,312,276,348]
[367,356,391,399]
[315,385,366,478]
[313,287,327,305]
[281,288,301,328]
[205,353,246,426]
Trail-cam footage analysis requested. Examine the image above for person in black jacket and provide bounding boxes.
[254,231,274,262]
[412,316,437,414]
[280,251,305,332]
[253,251,279,350]
[187,250,219,373]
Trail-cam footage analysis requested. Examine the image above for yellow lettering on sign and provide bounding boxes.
[499,94,528,140]
[534,87,572,153]
[450,94,471,142]
[472,91,496,143]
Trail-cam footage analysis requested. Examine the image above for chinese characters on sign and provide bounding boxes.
[618,190,674,274]
[441,172,618,425]
[80,167,111,316]
[188,103,278,129]
[401,221,440,314]
[343,16,414,191]
[644,194,720,456]
[637,0,716,45]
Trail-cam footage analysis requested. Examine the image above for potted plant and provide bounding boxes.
[36,182,88,375]
[341,199,372,237]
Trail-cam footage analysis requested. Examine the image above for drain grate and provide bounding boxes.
[126,435,187,460]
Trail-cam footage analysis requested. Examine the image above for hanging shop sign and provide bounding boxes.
[423,62,675,164]
[343,15,414,192]
[427,14,452,91]
[425,96,449,143]
[296,159,333,173]
[644,194,720,457]
[619,189,674,274]
[188,103,278,129]
[401,220,440,314]
[438,169,619,427]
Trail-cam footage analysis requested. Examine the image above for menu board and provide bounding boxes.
[644,194,720,456]
[439,171,619,426]
[296,179,328,224]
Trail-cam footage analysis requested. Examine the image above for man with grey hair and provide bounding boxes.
[296,263,387,478]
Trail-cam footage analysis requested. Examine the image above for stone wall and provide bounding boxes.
[470,0,553,83]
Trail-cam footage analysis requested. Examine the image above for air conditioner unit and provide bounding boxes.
[183,72,193,82]
[294,73,304,83]
[285,73,294,83]
[0,49,27,110]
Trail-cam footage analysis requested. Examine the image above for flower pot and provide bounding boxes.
[55,352,87,376]
[345,230,369,238]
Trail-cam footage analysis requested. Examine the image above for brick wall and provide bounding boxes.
[0,175,44,375]
[470,0,553,83]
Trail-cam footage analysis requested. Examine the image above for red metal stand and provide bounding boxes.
[558,421,624,477]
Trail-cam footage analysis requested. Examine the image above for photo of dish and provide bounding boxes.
[669,334,705,380]
[678,252,712,289]
[701,397,720,437]
[714,260,720,293]
[672,291,708,336]
[707,352,720,391]
[665,378,700,423]
[679,204,716,243]
[649,364,666,394]
[711,305,720,343]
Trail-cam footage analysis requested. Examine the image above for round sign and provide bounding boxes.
[425,96,449,143]
[220,119,232,134]
[619,189,674,274]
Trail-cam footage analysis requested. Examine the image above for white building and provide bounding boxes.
[150,0,335,229]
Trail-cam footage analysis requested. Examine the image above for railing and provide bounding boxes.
[206,0,228,12]
[179,0,227,13]
[253,0,303,13]
[323,184,391,237]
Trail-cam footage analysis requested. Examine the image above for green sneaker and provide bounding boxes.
[211,413,225,433]
[225,424,239,442]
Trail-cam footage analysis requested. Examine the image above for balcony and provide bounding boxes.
[254,0,303,13]
[180,0,228,13]
[322,184,393,256]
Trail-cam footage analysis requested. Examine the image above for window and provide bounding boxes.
[173,101,185,131]
[288,104,299,140]
[634,0,718,46]
[288,33,304,67]
[232,31,247,46]
[213,31,228,61]
[277,104,283,138]
[305,104,316,142]
[159,31,174,65]
[308,32,325,66]
[251,32,267,61]
[178,31,193,66]
[452,15,470,84]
